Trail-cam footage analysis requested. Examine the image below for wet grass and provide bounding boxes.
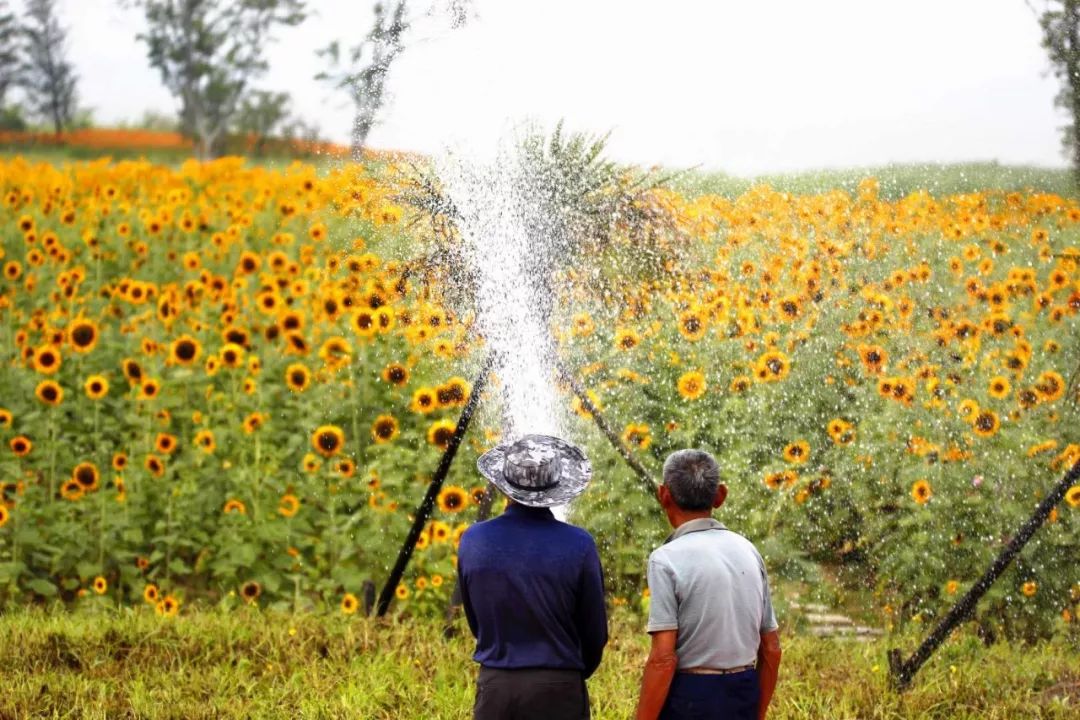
[1,607,1076,719]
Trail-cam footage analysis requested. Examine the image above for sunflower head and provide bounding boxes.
[312,425,345,457]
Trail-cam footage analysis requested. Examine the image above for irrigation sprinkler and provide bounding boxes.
[888,458,1080,691]
[554,360,660,498]
[438,358,661,631]
[374,351,497,616]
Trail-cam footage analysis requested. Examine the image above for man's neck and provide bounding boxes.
[670,510,713,529]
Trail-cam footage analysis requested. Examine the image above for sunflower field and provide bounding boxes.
[0,155,1078,641]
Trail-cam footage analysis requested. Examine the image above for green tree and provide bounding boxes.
[233,89,291,156]
[126,0,306,159]
[20,0,78,137]
[0,0,20,108]
[1034,0,1080,187]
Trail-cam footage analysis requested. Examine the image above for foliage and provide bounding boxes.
[19,0,78,137]
[1034,0,1080,187]
[231,89,292,157]
[0,104,27,132]
[316,1,409,160]
[0,0,19,107]
[558,179,1080,640]
[0,608,1077,718]
[127,0,307,159]
[0,156,1078,644]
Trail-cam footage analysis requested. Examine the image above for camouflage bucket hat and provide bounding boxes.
[477,434,593,507]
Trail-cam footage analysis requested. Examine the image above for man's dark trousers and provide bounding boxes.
[659,669,760,720]
[473,667,590,720]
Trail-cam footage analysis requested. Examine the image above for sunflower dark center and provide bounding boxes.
[72,325,95,346]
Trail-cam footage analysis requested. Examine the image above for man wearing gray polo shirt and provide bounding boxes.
[635,450,782,720]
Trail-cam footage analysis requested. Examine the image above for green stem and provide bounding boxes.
[97,477,106,568]
[165,492,174,584]
[47,413,56,503]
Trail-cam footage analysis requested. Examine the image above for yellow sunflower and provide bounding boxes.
[677,308,707,341]
[35,380,64,406]
[782,440,810,464]
[437,486,468,513]
[285,363,311,392]
[312,425,346,457]
[410,387,437,414]
[84,375,109,399]
[972,410,1000,438]
[614,327,641,351]
[381,362,409,386]
[427,419,456,450]
[677,371,706,401]
[372,415,399,444]
[987,376,1011,400]
[911,479,932,504]
[754,351,790,383]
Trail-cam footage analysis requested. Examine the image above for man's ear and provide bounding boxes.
[658,484,671,508]
[713,483,728,509]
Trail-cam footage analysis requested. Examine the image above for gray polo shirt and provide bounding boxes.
[646,518,778,669]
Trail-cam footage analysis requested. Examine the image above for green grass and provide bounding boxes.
[670,162,1075,199]
[1,608,1075,719]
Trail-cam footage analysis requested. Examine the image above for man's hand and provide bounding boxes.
[756,630,782,720]
[635,630,678,720]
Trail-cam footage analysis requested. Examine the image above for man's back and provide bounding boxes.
[458,503,607,677]
[646,518,777,669]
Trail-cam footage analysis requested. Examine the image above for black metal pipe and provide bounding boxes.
[554,360,660,498]
[888,459,1080,691]
[375,351,497,616]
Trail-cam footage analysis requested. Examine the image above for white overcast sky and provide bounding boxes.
[55,0,1066,175]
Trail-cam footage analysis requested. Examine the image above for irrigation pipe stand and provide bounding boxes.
[374,352,498,616]
[888,459,1080,691]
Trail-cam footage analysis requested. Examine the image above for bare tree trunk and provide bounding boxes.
[351,112,372,163]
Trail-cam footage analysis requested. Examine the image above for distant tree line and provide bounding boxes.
[0,0,81,135]
[0,0,471,159]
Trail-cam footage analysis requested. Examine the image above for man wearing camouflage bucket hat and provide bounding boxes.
[458,434,608,720]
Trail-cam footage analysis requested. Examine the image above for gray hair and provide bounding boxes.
[662,449,721,511]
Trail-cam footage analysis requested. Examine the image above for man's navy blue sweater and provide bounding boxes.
[458,503,608,678]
